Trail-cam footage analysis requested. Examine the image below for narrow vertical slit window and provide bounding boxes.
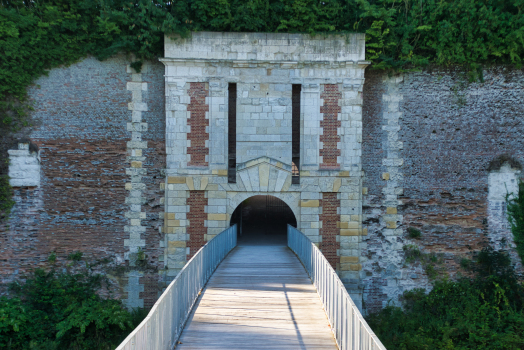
[292,84,301,184]
[228,83,237,183]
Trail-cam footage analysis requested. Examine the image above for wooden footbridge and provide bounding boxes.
[117,226,385,350]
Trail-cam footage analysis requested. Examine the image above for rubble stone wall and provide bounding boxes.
[362,67,524,313]
[1,56,166,309]
[2,40,524,315]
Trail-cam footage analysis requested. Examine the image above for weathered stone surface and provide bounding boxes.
[165,32,366,63]
[0,56,166,309]
[4,34,523,317]
[8,144,40,187]
[362,67,524,313]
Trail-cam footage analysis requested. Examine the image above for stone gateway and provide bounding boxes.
[160,33,369,308]
[2,32,524,313]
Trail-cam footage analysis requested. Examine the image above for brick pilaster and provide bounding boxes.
[320,84,342,169]
[320,192,340,268]
[187,190,207,259]
[187,83,209,167]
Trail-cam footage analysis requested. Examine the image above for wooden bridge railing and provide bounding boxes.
[288,225,387,350]
[116,224,385,349]
[115,225,237,350]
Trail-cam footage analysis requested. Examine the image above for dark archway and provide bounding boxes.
[230,195,297,246]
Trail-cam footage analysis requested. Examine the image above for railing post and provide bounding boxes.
[116,225,237,350]
[286,225,386,350]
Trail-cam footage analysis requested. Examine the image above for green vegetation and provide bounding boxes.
[67,251,84,262]
[376,162,524,348]
[1,0,523,219]
[0,254,146,350]
[1,0,523,130]
[403,244,444,280]
[368,247,524,349]
[0,175,14,221]
[507,180,524,265]
[407,227,422,239]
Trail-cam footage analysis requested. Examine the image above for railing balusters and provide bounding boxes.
[119,224,384,350]
[116,225,237,350]
[287,225,386,350]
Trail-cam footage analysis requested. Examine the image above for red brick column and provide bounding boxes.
[186,190,207,259]
[319,192,340,269]
[187,83,209,167]
[320,84,342,169]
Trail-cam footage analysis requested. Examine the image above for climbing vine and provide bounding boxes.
[0,175,14,221]
[507,180,524,265]
[1,0,523,220]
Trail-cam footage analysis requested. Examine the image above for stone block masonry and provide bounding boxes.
[488,163,522,271]
[161,32,370,301]
[361,67,524,314]
[124,64,148,264]
[3,137,129,288]
[8,143,40,187]
[132,61,166,309]
[123,62,149,308]
[1,56,167,310]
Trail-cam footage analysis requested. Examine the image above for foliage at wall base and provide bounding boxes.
[403,244,445,280]
[367,248,524,350]
[0,256,146,350]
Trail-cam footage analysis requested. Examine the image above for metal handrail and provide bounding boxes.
[288,225,386,350]
[116,225,237,350]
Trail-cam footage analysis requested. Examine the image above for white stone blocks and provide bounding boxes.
[301,207,320,215]
[126,82,148,91]
[166,232,189,240]
[488,163,522,270]
[8,143,41,188]
[160,32,370,290]
[301,192,321,200]
[165,32,365,62]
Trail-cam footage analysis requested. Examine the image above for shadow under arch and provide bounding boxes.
[230,195,297,246]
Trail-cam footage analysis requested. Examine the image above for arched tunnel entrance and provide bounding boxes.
[230,195,297,246]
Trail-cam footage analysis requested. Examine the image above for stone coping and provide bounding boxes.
[164,32,366,63]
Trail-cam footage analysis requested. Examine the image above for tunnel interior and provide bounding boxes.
[230,195,297,246]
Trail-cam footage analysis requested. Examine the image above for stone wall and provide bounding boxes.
[161,33,370,308]
[361,67,524,313]
[2,40,524,316]
[0,56,166,309]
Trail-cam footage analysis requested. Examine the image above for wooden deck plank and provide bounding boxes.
[176,245,338,350]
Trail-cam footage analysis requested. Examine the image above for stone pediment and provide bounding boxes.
[228,156,293,192]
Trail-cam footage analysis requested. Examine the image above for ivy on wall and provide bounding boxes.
[1,0,522,128]
[357,0,524,78]
[0,175,14,221]
[1,0,523,128]
[0,0,523,219]
[507,181,524,265]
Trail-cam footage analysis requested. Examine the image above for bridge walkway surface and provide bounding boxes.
[176,245,339,350]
